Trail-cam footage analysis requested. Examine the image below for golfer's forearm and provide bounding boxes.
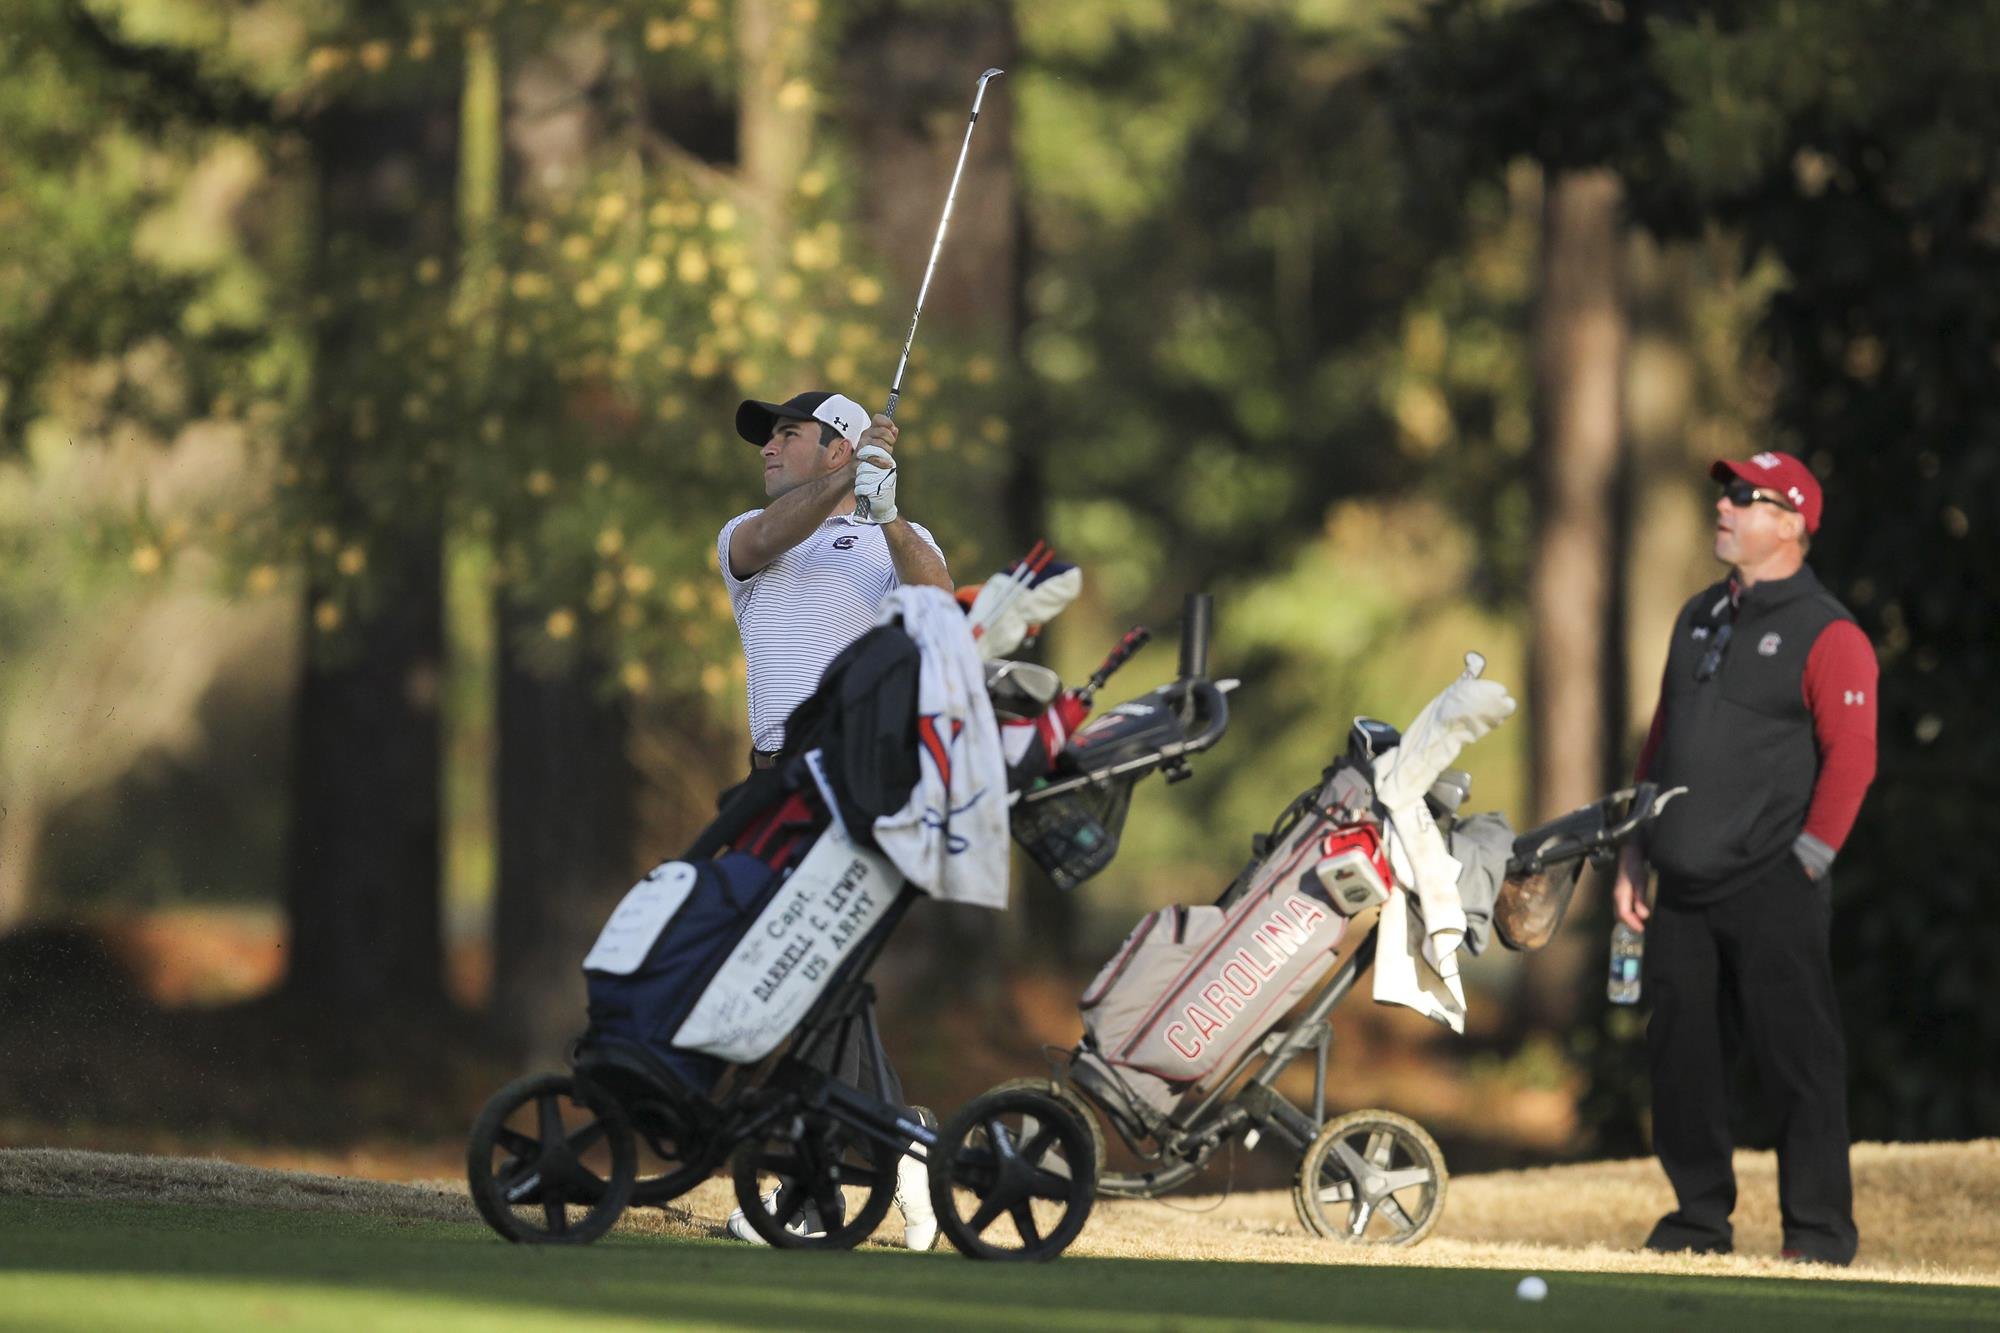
[729,466,857,576]
[885,520,951,591]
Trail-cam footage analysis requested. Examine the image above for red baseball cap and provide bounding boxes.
[1710,451,1823,534]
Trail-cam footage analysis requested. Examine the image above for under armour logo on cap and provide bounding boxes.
[1752,451,1783,470]
[809,393,868,446]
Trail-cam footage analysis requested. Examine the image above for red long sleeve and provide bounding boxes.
[1800,619,1878,850]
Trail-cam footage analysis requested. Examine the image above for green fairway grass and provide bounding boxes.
[0,1196,1995,1333]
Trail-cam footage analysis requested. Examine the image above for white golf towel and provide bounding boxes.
[1373,881,1468,1033]
[1370,668,1517,1032]
[870,586,1010,910]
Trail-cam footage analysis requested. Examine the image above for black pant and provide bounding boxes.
[809,1001,907,1110]
[1644,855,1857,1264]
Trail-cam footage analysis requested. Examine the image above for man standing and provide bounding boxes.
[1612,451,1878,1266]
[717,388,950,1249]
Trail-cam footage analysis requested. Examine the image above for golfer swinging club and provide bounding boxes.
[716,63,996,1252]
[715,389,949,1248]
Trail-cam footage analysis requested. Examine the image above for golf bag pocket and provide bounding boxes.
[1080,905,1229,1058]
[583,851,785,1092]
[672,821,903,1064]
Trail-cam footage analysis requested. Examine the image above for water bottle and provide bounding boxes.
[1608,922,1644,1005]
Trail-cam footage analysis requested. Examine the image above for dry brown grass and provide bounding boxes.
[0,1148,474,1225]
[7,1141,1996,1287]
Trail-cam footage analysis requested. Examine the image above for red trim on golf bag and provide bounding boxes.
[1079,910,1161,1009]
[732,790,819,869]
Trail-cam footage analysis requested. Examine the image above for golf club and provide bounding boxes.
[883,66,1003,425]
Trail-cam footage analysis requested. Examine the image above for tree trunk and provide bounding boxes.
[284,552,447,1012]
[490,610,640,1063]
[1519,167,1627,1029]
[735,0,812,296]
[0,798,42,934]
[482,28,646,1064]
[281,105,452,1017]
[1003,172,1074,966]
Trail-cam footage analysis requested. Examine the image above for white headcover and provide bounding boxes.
[968,565,1083,661]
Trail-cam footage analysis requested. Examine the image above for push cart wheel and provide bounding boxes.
[984,1077,1106,1183]
[931,1086,1097,1262]
[1292,1108,1446,1246]
[728,1110,898,1250]
[467,1072,636,1244]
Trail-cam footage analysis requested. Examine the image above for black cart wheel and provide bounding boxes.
[983,1077,1105,1184]
[467,1072,636,1244]
[931,1086,1097,1262]
[728,1111,898,1250]
[1292,1108,1446,1246]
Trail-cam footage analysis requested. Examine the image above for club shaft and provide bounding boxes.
[885,69,1002,418]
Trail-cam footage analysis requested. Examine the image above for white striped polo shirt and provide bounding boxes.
[718,510,946,753]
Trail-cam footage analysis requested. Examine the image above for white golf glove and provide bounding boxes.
[854,443,898,525]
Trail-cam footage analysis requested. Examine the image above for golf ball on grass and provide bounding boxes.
[1516,1275,1549,1301]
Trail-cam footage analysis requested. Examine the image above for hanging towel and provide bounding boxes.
[1370,668,1516,1031]
[870,586,1010,910]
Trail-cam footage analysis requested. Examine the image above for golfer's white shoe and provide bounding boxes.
[725,1189,830,1244]
[895,1138,939,1251]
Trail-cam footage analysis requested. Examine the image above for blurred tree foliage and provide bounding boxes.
[0,0,308,928]
[1008,0,1551,922]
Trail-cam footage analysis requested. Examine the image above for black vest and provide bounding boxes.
[1646,564,1855,902]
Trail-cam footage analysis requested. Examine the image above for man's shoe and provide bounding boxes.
[894,1106,940,1252]
[726,1188,834,1245]
[1781,1247,1852,1267]
[1644,1215,1732,1255]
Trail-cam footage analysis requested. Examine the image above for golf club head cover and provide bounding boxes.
[999,689,1093,789]
[967,561,1082,660]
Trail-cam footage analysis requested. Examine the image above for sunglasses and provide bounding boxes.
[1722,478,1796,513]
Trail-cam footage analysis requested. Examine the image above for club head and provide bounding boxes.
[1427,768,1472,818]
[985,659,1061,718]
[980,67,1005,82]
